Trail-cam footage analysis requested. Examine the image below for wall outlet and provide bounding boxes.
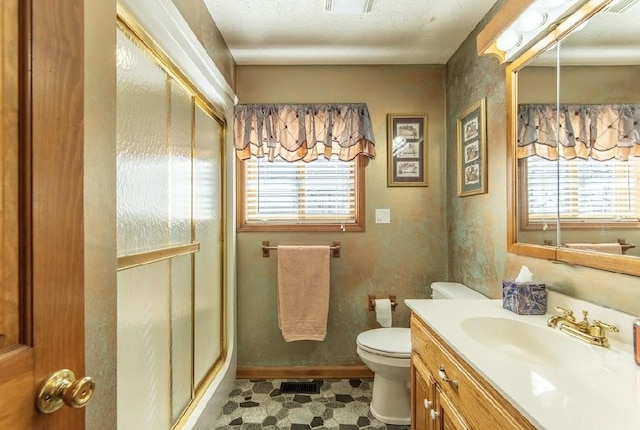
[375,208,390,224]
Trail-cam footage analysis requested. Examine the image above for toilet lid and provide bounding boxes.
[357,328,411,358]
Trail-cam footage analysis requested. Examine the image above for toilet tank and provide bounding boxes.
[431,282,487,300]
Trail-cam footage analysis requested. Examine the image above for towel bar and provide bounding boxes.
[262,241,341,258]
[618,238,635,254]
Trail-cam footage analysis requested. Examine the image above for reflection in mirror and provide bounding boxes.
[516,1,640,260]
[517,43,560,251]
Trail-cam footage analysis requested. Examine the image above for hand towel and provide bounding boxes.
[277,245,330,342]
[565,242,622,255]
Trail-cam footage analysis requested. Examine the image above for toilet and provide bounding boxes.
[356,282,486,425]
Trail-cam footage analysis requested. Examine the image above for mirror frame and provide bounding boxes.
[505,0,640,277]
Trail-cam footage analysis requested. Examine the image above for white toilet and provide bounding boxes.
[356,282,486,425]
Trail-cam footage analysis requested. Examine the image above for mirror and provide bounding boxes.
[515,43,560,251]
[507,0,640,276]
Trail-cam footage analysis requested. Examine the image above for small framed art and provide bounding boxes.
[457,99,487,196]
[387,113,428,187]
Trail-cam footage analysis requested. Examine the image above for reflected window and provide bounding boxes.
[522,156,640,227]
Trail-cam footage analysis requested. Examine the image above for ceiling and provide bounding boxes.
[532,0,640,66]
[203,0,497,65]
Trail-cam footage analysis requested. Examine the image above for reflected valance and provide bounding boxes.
[234,103,376,162]
[518,104,640,161]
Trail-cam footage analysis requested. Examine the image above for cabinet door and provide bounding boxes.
[437,386,469,430]
[412,361,435,430]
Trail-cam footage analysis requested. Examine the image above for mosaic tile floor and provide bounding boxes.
[212,378,410,430]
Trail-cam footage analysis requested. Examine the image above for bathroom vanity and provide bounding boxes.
[406,295,640,429]
[411,314,535,430]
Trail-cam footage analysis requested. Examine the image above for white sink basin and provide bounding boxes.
[461,316,599,368]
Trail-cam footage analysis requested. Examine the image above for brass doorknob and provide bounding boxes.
[37,369,95,414]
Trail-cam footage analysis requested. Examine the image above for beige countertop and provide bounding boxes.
[405,293,640,429]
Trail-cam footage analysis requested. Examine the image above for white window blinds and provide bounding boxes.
[526,156,640,223]
[244,157,357,224]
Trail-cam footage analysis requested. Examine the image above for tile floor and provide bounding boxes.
[212,378,410,430]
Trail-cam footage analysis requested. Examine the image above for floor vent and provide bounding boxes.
[280,381,321,394]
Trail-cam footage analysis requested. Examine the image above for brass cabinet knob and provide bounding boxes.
[37,369,96,414]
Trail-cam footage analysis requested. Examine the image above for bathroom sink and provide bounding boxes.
[461,316,599,368]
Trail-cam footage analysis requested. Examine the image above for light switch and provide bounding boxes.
[375,208,391,224]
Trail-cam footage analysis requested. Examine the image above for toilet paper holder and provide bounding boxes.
[368,295,397,312]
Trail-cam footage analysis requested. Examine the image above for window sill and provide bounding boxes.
[237,222,365,233]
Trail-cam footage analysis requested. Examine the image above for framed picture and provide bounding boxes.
[457,99,487,196]
[387,113,428,187]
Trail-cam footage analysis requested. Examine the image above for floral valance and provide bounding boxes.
[234,103,376,162]
[518,104,640,161]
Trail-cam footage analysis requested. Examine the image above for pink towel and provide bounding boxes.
[565,243,622,255]
[277,246,330,342]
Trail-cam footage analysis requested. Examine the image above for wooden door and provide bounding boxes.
[0,0,86,428]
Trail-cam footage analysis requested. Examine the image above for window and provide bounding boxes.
[522,156,640,228]
[237,156,365,231]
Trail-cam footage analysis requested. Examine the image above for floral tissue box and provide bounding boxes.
[502,281,546,315]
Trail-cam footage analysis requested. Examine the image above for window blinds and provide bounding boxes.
[244,157,357,223]
[526,156,640,222]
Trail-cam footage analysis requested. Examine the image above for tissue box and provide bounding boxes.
[502,281,546,315]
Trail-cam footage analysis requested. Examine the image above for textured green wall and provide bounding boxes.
[234,3,640,369]
[446,3,640,315]
[235,65,448,366]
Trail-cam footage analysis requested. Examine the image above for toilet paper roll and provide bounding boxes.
[375,299,392,328]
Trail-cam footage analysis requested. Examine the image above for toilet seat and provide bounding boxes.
[356,328,411,358]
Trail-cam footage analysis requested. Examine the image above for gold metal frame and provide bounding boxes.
[476,0,532,63]
[117,243,201,271]
[116,5,225,122]
[116,7,229,428]
[456,99,487,197]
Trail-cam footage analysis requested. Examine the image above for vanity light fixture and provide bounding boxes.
[324,0,375,14]
[392,136,409,156]
[496,31,522,51]
[489,0,582,62]
[495,9,547,51]
[517,9,548,32]
[392,136,406,145]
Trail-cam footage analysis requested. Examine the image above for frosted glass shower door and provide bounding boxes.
[115,22,225,428]
[193,106,224,389]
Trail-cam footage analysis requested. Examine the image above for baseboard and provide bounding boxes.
[236,365,374,380]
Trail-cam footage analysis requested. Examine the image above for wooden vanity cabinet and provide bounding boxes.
[411,361,432,430]
[412,358,469,430]
[410,314,536,430]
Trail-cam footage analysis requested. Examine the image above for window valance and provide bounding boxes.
[518,104,640,161]
[234,103,376,162]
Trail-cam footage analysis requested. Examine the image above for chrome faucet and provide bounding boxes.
[547,306,619,347]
